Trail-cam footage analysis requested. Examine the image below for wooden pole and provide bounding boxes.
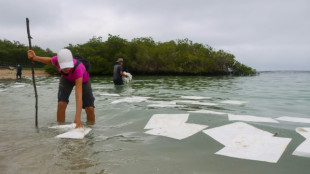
[26,18,38,127]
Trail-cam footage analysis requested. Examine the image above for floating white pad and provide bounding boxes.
[49,123,92,139]
[293,127,310,158]
[56,128,92,139]
[174,100,199,104]
[181,96,211,100]
[144,114,207,140]
[203,122,291,163]
[276,116,310,124]
[188,110,227,115]
[220,100,247,105]
[144,114,189,129]
[147,104,179,108]
[174,100,217,106]
[145,123,208,140]
[192,102,218,106]
[12,84,25,88]
[100,93,120,97]
[112,96,150,104]
[48,123,76,130]
[216,135,291,163]
[123,71,132,83]
[228,114,279,123]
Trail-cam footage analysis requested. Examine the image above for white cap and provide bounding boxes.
[57,49,73,69]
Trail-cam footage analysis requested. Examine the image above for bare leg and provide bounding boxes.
[57,101,67,122]
[85,106,95,122]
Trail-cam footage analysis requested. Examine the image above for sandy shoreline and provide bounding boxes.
[0,68,50,79]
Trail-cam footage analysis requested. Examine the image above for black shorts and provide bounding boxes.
[58,76,95,108]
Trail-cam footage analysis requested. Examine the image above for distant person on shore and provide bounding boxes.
[16,64,22,79]
[113,58,128,85]
[27,49,95,128]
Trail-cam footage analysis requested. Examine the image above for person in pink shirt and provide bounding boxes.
[27,49,95,128]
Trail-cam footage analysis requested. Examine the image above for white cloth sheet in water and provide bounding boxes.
[49,123,92,139]
[48,123,76,130]
[188,110,227,115]
[180,96,211,100]
[112,96,150,104]
[100,93,120,97]
[203,122,291,163]
[220,100,247,105]
[122,71,132,83]
[175,100,217,106]
[292,127,310,158]
[147,101,179,108]
[144,114,207,140]
[228,114,279,123]
[276,116,310,124]
[145,123,207,140]
[56,128,92,139]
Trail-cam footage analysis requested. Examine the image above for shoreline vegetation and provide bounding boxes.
[1,35,257,76]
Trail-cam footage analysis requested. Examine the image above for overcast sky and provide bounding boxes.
[1,0,309,71]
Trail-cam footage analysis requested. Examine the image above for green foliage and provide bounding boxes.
[0,39,53,68]
[1,36,257,76]
[43,64,59,75]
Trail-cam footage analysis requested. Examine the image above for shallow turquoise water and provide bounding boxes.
[0,71,309,174]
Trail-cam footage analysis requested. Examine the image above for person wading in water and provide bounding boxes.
[27,49,95,128]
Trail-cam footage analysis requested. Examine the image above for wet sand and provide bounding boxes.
[0,68,50,79]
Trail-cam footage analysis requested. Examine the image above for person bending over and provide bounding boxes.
[27,49,95,128]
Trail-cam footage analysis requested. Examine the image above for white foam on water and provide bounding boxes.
[100,93,120,97]
[228,114,279,123]
[276,116,310,124]
[112,96,150,104]
[181,96,211,100]
[203,122,291,163]
[220,100,247,105]
[188,110,227,115]
[144,114,207,140]
[293,127,310,158]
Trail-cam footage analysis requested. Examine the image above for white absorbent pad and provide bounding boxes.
[292,127,310,158]
[49,123,92,139]
[174,100,217,106]
[147,101,178,108]
[100,93,120,97]
[56,128,92,139]
[144,114,207,140]
[228,114,279,123]
[220,100,247,105]
[188,110,227,115]
[203,122,291,163]
[112,96,150,104]
[145,123,208,140]
[144,114,189,129]
[276,116,310,124]
[48,123,76,130]
[180,96,211,100]
[122,71,132,83]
